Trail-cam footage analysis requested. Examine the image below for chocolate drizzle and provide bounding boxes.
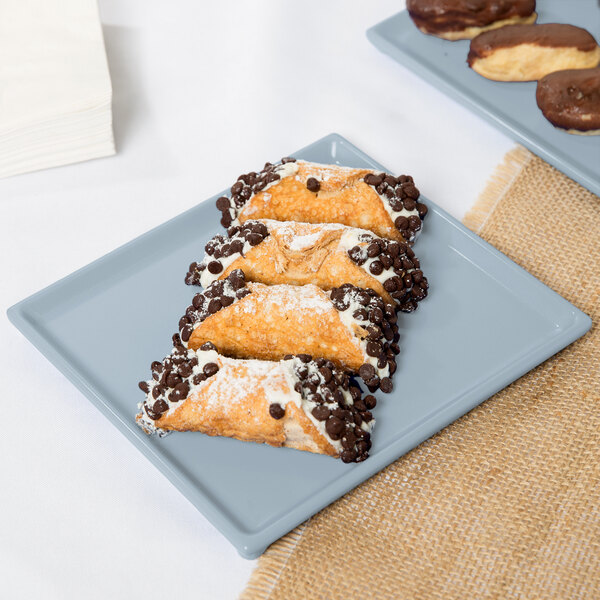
[179,270,249,344]
[286,355,374,463]
[185,221,270,286]
[346,231,429,312]
[216,158,297,228]
[536,67,600,132]
[407,0,536,36]
[469,24,599,64]
[329,284,399,393]
[362,172,427,242]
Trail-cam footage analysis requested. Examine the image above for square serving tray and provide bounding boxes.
[8,133,591,558]
[367,0,600,197]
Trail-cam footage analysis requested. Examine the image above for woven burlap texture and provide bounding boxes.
[241,147,600,600]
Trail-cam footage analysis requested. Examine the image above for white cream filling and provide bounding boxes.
[232,161,300,225]
[137,347,221,430]
[335,295,390,379]
[199,238,254,288]
[283,359,373,454]
[339,229,396,287]
[366,171,421,239]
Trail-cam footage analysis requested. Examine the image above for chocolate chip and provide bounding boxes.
[369,307,384,323]
[172,381,190,401]
[220,213,232,227]
[326,416,344,437]
[341,431,357,449]
[200,341,216,351]
[380,377,393,393]
[247,233,263,246]
[138,381,150,394]
[216,196,231,210]
[192,294,204,310]
[166,373,182,388]
[207,298,222,314]
[364,173,383,186]
[366,341,382,357]
[380,255,393,269]
[395,216,408,230]
[341,449,357,463]
[153,399,168,414]
[359,363,376,380]
[221,295,234,307]
[312,405,330,421]
[306,177,320,192]
[281,157,296,163]
[207,261,223,274]
[229,239,244,254]
[269,403,285,419]
[408,215,421,230]
[367,243,381,257]
[364,395,377,410]
[417,203,428,218]
[231,181,243,195]
[384,175,398,186]
[179,363,193,378]
[369,261,383,276]
[404,184,420,199]
[192,373,206,385]
[403,198,417,211]
[383,279,397,292]
[318,366,333,383]
[203,362,219,377]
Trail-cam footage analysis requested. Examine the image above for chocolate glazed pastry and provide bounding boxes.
[215,158,428,244]
[468,23,600,81]
[178,270,398,392]
[185,220,429,312]
[407,0,536,41]
[536,68,600,135]
[137,339,375,463]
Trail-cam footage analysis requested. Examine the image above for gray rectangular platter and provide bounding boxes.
[367,0,600,197]
[8,133,591,559]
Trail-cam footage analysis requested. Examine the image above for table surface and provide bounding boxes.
[0,1,514,598]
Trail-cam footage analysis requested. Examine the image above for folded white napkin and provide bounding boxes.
[0,0,115,178]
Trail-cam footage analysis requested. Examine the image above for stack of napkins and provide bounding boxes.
[0,0,115,179]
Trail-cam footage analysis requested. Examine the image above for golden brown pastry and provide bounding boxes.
[137,338,375,463]
[178,270,399,392]
[407,0,537,41]
[468,23,600,81]
[536,67,600,135]
[215,159,428,243]
[185,220,428,312]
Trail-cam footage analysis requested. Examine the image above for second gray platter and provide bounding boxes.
[367,0,600,197]
[8,134,591,559]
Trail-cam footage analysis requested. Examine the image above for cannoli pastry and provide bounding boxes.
[215,158,428,243]
[468,24,600,82]
[185,220,429,312]
[137,337,375,463]
[536,68,600,135]
[406,0,536,41]
[178,270,399,392]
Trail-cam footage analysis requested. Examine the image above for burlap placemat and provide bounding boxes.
[241,148,599,600]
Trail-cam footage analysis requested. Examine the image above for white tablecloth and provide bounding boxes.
[0,1,513,598]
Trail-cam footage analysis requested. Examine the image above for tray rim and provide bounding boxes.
[366,6,600,198]
[7,133,592,558]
